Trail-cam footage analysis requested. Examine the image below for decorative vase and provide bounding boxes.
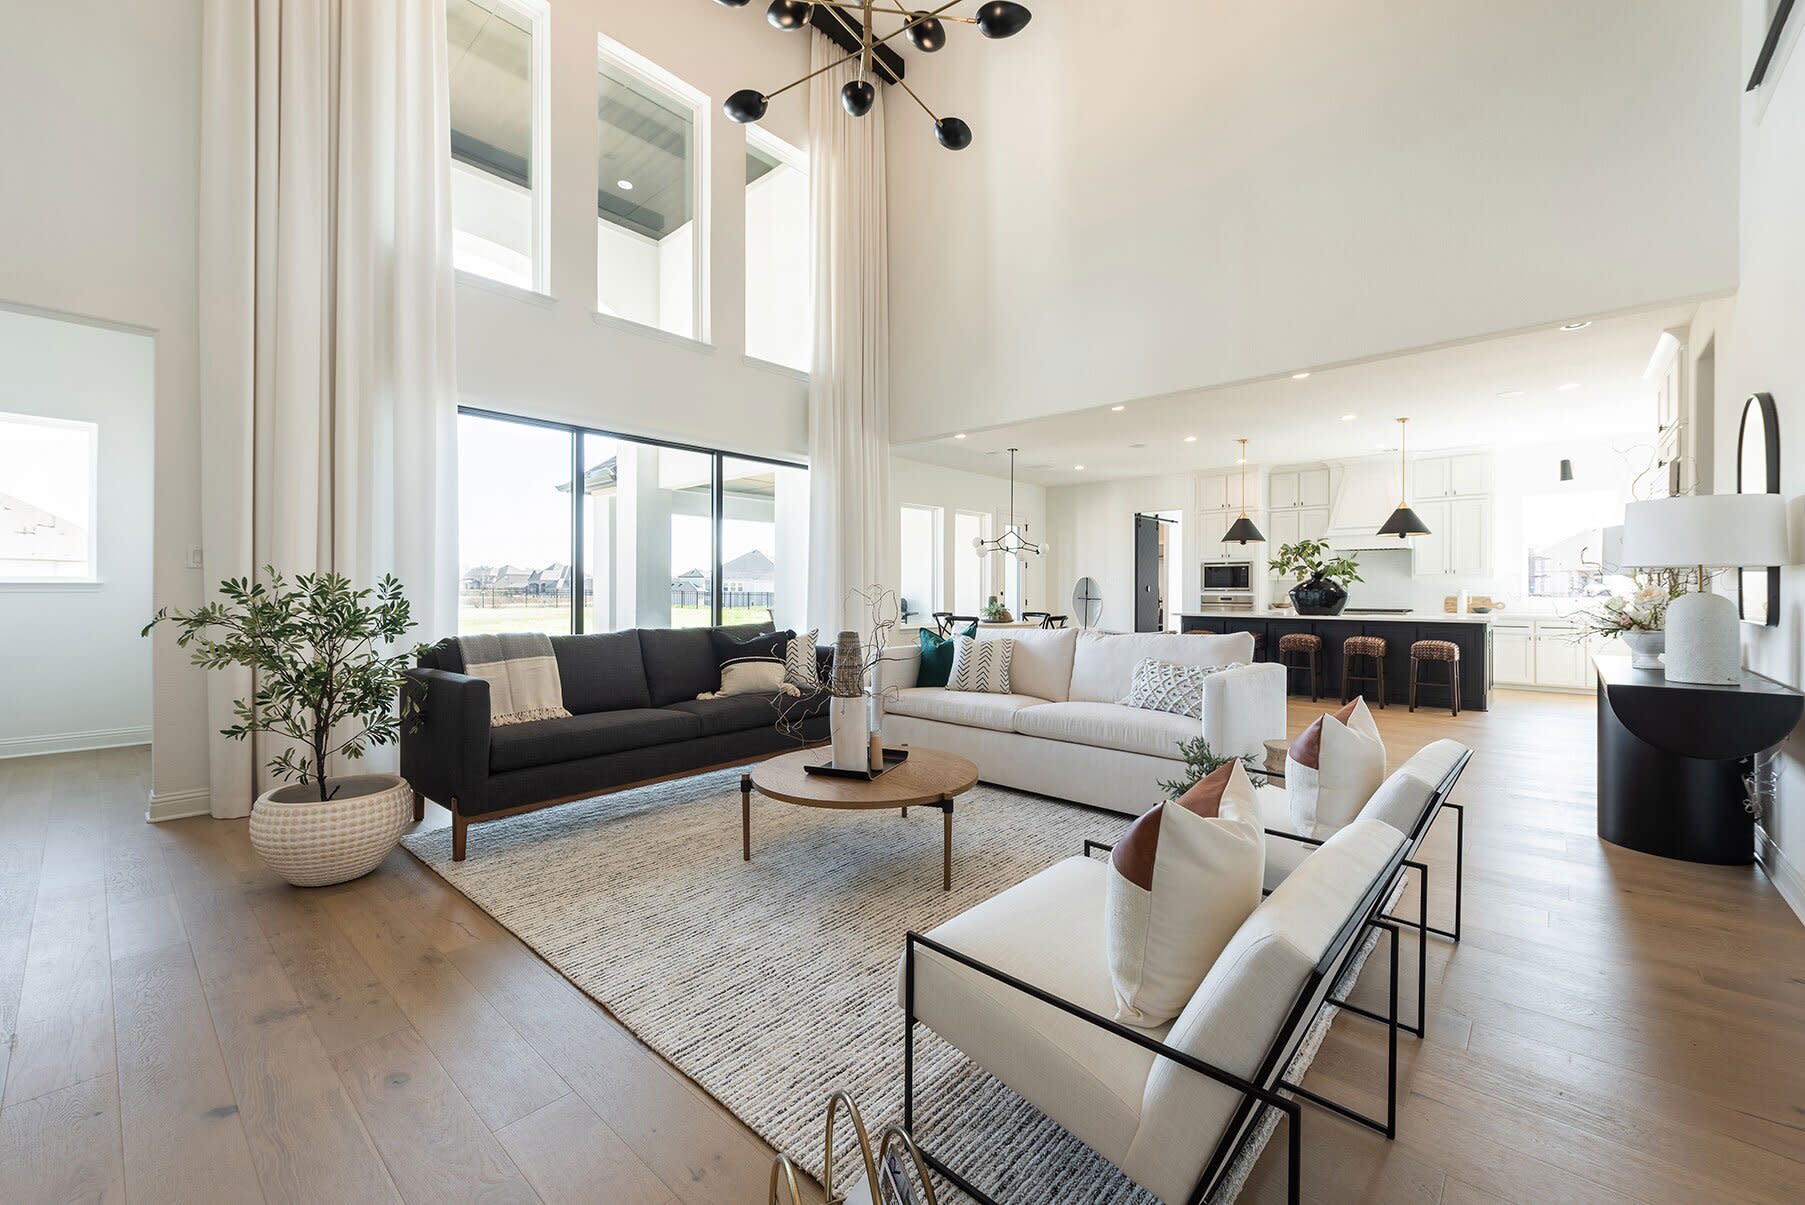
[1620,629,1665,671]
[248,773,412,887]
[1289,576,1349,616]
[831,694,871,771]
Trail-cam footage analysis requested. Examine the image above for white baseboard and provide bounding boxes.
[0,726,151,760]
[1756,825,1805,928]
[147,787,212,823]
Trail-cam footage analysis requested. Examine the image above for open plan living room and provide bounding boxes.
[5,2,1805,1202]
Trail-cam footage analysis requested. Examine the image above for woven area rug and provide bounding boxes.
[403,768,1369,1203]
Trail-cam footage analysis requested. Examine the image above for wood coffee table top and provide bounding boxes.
[748,746,979,810]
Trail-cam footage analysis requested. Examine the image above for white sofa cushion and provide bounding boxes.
[1255,784,1311,893]
[978,624,1077,702]
[1286,697,1385,838]
[1121,658,1242,719]
[1398,738,1468,791]
[1069,630,1255,705]
[1010,701,1196,762]
[1106,763,1265,1025]
[887,687,1048,732]
[948,634,1015,693]
[900,856,1161,1165]
[1125,817,1407,1204]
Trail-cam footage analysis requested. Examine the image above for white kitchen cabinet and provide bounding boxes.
[1269,467,1330,511]
[1408,497,1489,576]
[1198,474,1228,512]
[1411,452,1490,499]
[1267,508,1300,552]
[1534,629,1590,689]
[1411,499,1449,574]
[1492,618,1598,691]
[1299,506,1329,541]
[1492,622,1534,685]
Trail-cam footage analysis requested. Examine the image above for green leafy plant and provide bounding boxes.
[1269,538,1364,587]
[980,598,1012,622]
[144,569,425,801]
[1156,737,1266,801]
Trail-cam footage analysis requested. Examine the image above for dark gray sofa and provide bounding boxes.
[401,622,829,859]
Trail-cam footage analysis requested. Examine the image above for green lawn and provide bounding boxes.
[456,603,775,635]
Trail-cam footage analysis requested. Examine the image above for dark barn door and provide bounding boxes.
[1134,514,1161,632]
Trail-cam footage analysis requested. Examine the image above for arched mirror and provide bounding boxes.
[1737,392,1780,626]
[1071,576,1103,628]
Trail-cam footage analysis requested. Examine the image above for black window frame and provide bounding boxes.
[456,405,806,633]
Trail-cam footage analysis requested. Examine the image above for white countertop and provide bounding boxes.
[1182,608,1496,625]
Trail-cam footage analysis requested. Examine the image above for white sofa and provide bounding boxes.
[896,740,1474,1204]
[878,628,1287,815]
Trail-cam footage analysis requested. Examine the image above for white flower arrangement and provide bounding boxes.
[1569,569,1698,638]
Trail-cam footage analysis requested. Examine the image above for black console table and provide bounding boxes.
[1594,655,1803,865]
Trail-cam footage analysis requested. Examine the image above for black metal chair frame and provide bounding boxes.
[902,835,1414,1205]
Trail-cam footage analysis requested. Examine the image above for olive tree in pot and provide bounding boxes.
[145,569,425,886]
[1270,538,1364,616]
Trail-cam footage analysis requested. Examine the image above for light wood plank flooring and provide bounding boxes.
[1,689,1803,1203]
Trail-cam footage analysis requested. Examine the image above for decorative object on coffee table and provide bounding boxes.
[830,630,871,770]
[1270,537,1362,616]
[742,746,980,890]
[144,568,425,886]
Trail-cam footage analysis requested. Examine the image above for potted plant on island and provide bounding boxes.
[145,569,425,886]
[1270,538,1364,616]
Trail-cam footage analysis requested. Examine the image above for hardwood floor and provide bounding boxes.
[1,689,1802,1203]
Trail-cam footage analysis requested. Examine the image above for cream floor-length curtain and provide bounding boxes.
[806,32,893,637]
[197,0,458,817]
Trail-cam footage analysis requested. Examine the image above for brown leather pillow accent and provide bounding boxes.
[1287,699,1360,769]
[1111,762,1235,889]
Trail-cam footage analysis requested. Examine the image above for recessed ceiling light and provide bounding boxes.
[953,433,966,439]
[1559,320,1591,332]
[1341,413,1357,421]
[1073,464,1085,471]
[617,179,635,191]
[1183,435,1198,443]
[1291,372,1311,380]
[1110,404,1125,412]
[1498,389,1525,399]
[1558,382,1581,391]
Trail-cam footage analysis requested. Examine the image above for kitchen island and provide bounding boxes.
[1178,609,1493,711]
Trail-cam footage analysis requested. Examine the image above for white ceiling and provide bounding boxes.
[896,300,1705,486]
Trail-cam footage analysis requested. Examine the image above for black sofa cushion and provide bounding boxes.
[667,689,827,737]
[710,626,793,666]
[488,709,701,773]
[636,628,720,706]
[418,638,463,673]
[551,631,652,713]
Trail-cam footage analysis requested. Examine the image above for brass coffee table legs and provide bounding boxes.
[738,771,954,892]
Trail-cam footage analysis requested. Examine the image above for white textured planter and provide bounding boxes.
[249,773,412,887]
[1619,629,1666,671]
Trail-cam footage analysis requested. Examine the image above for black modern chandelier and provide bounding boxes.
[714,1,1033,150]
[974,449,1046,558]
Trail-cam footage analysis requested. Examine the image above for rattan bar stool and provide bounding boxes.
[1277,633,1323,701]
[1342,635,1389,707]
[1409,638,1462,715]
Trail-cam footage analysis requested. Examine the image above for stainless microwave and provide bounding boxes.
[1203,562,1252,592]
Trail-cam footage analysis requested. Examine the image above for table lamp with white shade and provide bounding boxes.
[1619,495,1791,684]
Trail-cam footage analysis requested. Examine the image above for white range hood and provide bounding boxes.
[1324,458,1418,551]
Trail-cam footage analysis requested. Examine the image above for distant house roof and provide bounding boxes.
[0,491,87,567]
[721,549,775,589]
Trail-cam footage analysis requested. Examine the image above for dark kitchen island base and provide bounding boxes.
[1179,612,1493,712]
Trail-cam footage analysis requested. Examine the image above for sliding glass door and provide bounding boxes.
[456,409,805,635]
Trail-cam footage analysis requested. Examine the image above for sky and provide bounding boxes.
[0,413,93,527]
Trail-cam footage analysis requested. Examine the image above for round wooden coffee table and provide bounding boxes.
[742,746,980,891]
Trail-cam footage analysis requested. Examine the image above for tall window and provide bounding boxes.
[457,410,806,634]
[899,505,942,624]
[447,0,547,291]
[597,40,706,339]
[0,412,98,582]
[744,130,809,371]
[952,511,989,615]
[1523,489,1620,598]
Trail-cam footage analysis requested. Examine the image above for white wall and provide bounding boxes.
[1723,0,1805,916]
[0,0,207,810]
[885,0,1741,441]
[892,457,1047,623]
[1045,473,1199,633]
[457,0,814,464]
[0,310,155,757]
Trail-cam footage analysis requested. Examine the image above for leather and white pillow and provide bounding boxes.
[1104,761,1265,1025]
[1120,657,1242,719]
[700,657,798,699]
[1286,697,1386,838]
[948,635,1014,694]
[783,628,821,693]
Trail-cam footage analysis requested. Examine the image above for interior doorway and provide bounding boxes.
[1132,512,1181,632]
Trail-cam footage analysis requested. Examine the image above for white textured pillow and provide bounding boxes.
[784,628,821,692]
[1120,658,1243,719]
[700,657,797,699]
[1286,697,1386,838]
[1105,761,1265,1025]
[948,635,1014,693]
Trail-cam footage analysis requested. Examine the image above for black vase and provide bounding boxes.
[1289,576,1349,616]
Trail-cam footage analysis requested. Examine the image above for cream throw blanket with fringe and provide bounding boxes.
[454,633,571,725]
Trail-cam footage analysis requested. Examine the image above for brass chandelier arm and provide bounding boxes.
[819,1,977,20]
[763,0,964,99]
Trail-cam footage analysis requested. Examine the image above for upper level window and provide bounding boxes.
[447,0,548,292]
[1523,489,1619,598]
[1,412,99,582]
[596,40,707,340]
[744,130,809,372]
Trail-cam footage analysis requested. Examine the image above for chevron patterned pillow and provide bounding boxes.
[947,635,1015,693]
[1120,657,1242,719]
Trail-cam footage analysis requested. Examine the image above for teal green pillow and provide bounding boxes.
[916,622,977,687]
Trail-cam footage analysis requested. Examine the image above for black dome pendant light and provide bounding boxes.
[1221,439,1266,545]
[715,1,1032,150]
[1377,417,1432,538]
